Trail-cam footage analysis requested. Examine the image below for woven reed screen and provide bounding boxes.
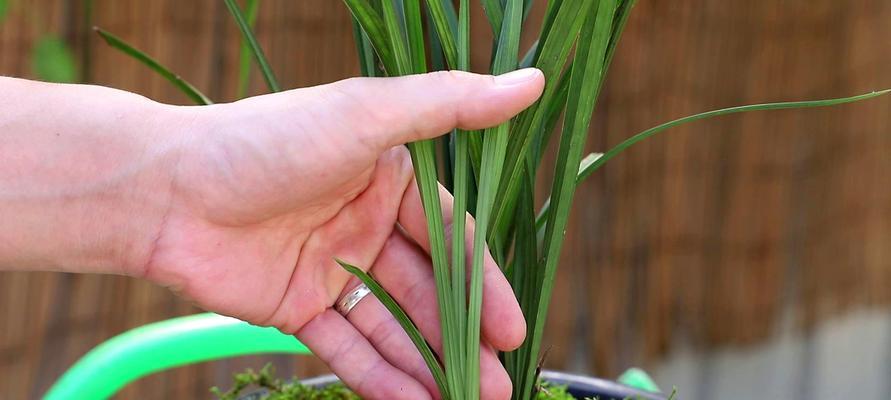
[1,1,888,398]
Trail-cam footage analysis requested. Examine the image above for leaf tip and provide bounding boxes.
[334,258,361,274]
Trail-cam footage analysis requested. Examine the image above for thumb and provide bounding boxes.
[305,68,544,150]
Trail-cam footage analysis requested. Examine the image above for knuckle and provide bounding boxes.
[331,335,361,363]
[427,69,464,84]
[403,278,428,309]
[368,317,400,347]
[329,78,398,149]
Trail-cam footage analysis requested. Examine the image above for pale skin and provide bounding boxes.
[0,68,544,399]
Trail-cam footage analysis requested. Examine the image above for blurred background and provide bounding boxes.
[1,1,889,399]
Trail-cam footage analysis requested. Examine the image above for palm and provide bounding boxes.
[147,138,405,334]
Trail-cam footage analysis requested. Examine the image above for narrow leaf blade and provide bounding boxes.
[94,28,212,105]
[237,0,261,98]
[343,0,398,73]
[465,1,523,398]
[579,89,891,181]
[337,260,450,399]
[223,0,280,92]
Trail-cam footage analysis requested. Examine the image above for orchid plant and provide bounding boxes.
[94,1,889,399]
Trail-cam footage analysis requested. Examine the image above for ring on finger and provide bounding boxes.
[336,283,372,317]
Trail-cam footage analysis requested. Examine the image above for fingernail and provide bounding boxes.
[493,68,542,86]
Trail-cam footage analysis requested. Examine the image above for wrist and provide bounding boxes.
[0,79,191,277]
[100,97,209,279]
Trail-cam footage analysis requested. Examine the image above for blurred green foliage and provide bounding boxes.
[32,35,78,83]
[0,0,8,23]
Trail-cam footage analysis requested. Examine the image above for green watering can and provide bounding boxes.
[45,313,661,399]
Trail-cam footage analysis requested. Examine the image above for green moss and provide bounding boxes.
[210,364,359,400]
[534,382,576,400]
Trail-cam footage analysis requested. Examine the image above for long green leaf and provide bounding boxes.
[94,28,212,105]
[337,260,449,398]
[531,0,565,65]
[447,0,472,394]
[489,0,594,245]
[380,0,412,72]
[465,2,523,399]
[521,3,617,399]
[223,0,280,92]
[352,19,381,77]
[377,2,461,399]
[503,164,539,396]
[403,0,427,72]
[489,68,571,253]
[237,0,261,98]
[424,0,458,68]
[343,0,398,73]
[424,3,453,187]
[535,89,891,227]
[480,0,504,34]
[582,89,891,182]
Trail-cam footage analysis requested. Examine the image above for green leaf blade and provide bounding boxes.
[380,0,413,74]
[535,90,891,229]
[94,28,212,105]
[480,0,504,35]
[489,0,595,245]
[336,260,451,400]
[519,2,618,398]
[579,89,891,181]
[379,2,464,397]
[403,0,427,73]
[446,0,472,395]
[464,1,524,399]
[343,0,399,73]
[237,0,261,98]
[424,0,459,68]
[223,0,280,92]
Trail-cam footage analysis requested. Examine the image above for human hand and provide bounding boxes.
[142,69,545,399]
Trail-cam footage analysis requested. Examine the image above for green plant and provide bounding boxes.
[0,0,8,23]
[4,0,80,83]
[32,35,78,83]
[340,2,888,400]
[211,363,360,400]
[93,1,889,399]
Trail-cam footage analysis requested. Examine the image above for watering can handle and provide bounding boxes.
[44,313,311,400]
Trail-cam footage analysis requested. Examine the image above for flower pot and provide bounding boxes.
[236,370,670,400]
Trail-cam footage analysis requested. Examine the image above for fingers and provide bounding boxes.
[317,69,544,150]
[296,309,432,400]
[366,230,513,400]
[343,278,440,398]
[398,179,526,351]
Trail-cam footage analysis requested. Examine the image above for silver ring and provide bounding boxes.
[336,283,372,316]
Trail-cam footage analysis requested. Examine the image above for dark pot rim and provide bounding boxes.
[239,370,670,400]
[538,370,668,399]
